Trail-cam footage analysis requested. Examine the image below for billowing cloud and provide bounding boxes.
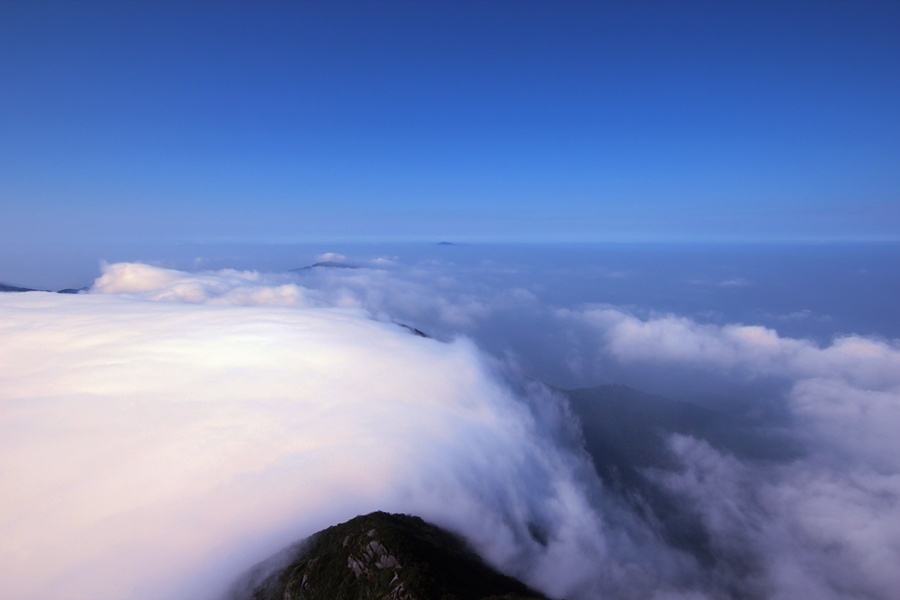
[558,305,900,599]
[559,306,900,384]
[91,262,317,307]
[0,265,699,600]
[650,434,900,600]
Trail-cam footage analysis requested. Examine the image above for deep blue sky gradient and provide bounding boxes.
[2,0,899,243]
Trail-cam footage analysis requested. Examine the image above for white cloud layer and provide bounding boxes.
[0,265,693,600]
[3,261,899,600]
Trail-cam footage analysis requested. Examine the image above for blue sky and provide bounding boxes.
[2,0,899,244]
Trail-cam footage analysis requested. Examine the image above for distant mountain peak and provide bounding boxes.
[290,261,359,272]
[0,282,38,292]
[1,282,90,294]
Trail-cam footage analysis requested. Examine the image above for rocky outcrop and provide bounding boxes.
[230,512,548,600]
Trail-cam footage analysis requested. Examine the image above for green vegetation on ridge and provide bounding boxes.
[233,512,548,600]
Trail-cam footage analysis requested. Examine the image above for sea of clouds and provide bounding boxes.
[2,255,899,600]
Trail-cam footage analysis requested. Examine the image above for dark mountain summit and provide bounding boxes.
[1,282,38,292]
[228,512,548,600]
[290,261,359,271]
[1,282,89,293]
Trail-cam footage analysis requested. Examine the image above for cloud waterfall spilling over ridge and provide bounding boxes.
[0,264,696,600]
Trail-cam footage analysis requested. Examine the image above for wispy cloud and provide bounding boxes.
[719,277,751,287]
[558,305,900,598]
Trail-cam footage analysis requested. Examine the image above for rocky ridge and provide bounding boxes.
[231,512,548,600]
